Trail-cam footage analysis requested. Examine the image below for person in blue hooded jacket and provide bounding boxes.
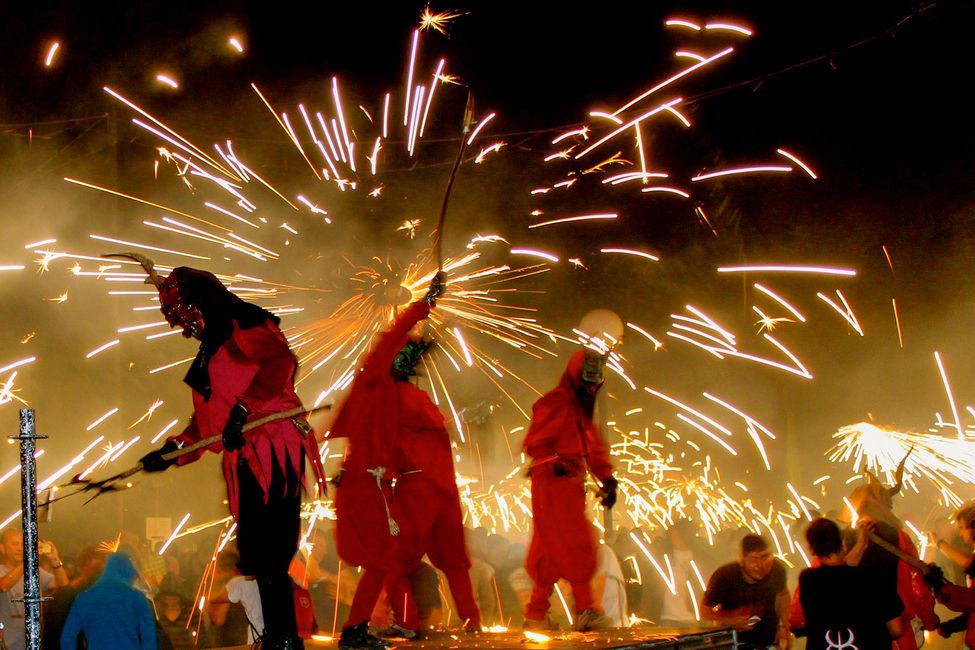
[60,553,156,649]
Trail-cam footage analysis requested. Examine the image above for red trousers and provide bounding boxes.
[524,467,598,620]
[385,475,480,629]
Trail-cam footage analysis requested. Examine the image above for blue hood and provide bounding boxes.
[97,553,139,586]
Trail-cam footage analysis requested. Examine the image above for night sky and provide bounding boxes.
[2,1,975,543]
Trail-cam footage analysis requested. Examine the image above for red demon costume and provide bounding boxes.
[139,266,324,650]
[522,350,617,630]
[382,341,481,633]
[329,276,447,648]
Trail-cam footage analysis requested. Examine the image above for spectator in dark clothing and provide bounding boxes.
[791,518,904,650]
[156,591,195,648]
[701,534,791,649]
[60,553,156,649]
[43,545,107,648]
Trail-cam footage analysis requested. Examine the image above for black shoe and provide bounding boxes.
[339,622,391,650]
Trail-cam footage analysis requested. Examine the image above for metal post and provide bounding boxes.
[10,409,47,650]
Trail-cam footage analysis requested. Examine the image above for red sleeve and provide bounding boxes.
[233,322,297,416]
[170,414,217,465]
[585,424,614,481]
[522,394,567,460]
[362,302,430,381]
[938,582,975,613]
[789,583,805,631]
[897,532,940,629]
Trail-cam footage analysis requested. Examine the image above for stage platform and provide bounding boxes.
[218,626,736,649]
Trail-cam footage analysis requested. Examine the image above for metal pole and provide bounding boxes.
[10,408,47,650]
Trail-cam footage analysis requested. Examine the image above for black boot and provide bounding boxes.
[338,622,390,650]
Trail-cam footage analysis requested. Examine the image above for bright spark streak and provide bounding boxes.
[466,113,496,145]
[644,388,732,436]
[705,22,753,36]
[675,51,706,63]
[590,111,623,124]
[551,127,588,144]
[578,98,683,158]
[626,322,663,350]
[85,340,120,359]
[676,414,738,456]
[44,41,60,67]
[787,483,812,521]
[692,166,792,181]
[613,48,732,116]
[86,408,119,431]
[404,30,420,127]
[453,328,474,367]
[510,249,558,263]
[103,87,236,179]
[813,475,830,486]
[25,239,56,248]
[0,357,36,374]
[776,149,817,179]
[382,93,390,138]
[155,74,179,89]
[842,497,859,528]
[892,299,904,348]
[601,248,659,262]
[228,37,244,53]
[149,357,194,375]
[86,233,208,261]
[0,451,44,486]
[753,283,806,322]
[718,265,856,277]
[665,18,702,30]
[158,513,191,555]
[641,186,690,197]
[816,291,863,335]
[528,213,617,229]
[474,142,505,163]
[935,351,964,440]
[687,581,701,622]
[151,419,180,444]
[0,266,25,272]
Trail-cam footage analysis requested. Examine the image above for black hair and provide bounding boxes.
[805,518,843,558]
[740,533,769,556]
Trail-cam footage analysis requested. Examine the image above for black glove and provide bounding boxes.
[924,563,947,592]
[939,614,969,638]
[140,440,180,473]
[222,403,249,452]
[552,461,571,477]
[599,475,618,509]
[422,272,447,305]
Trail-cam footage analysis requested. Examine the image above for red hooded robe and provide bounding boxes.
[330,301,430,571]
[523,350,614,586]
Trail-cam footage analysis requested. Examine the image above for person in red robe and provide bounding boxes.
[138,267,325,650]
[329,274,444,650]
[380,327,481,637]
[522,348,618,632]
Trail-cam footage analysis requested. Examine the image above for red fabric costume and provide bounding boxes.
[330,301,431,628]
[522,350,614,622]
[144,265,325,648]
[894,531,940,650]
[170,320,324,514]
[382,363,480,630]
[935,580,975,648]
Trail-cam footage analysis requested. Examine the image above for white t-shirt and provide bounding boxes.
[226,576,264,644]
[0,565,54,650]
[596,545,628,627]
[658,547,696,624]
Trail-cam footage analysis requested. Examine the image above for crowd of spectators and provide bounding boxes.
[0,503,973,648]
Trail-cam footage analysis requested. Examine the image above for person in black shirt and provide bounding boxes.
[701,534,791,649]
[792,518,904,650]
